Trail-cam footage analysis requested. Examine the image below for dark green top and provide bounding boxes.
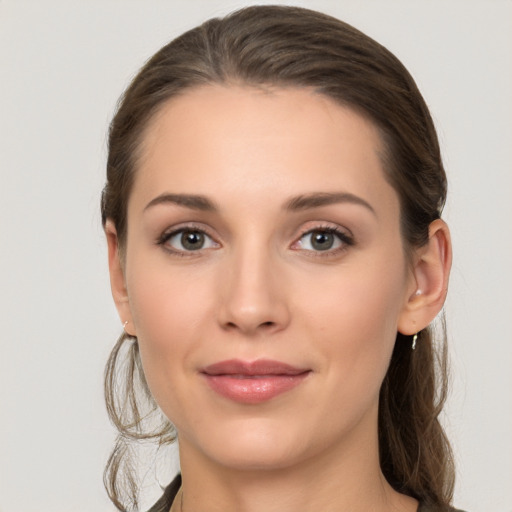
[148,474,182,512]
[147,474,465,512]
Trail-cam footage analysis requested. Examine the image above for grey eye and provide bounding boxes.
[298,230,343,251]
[181,231,205,250]
[311,231,335,250]
[166,230,216,252]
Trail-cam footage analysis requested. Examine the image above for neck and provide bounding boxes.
[176,425,417,512]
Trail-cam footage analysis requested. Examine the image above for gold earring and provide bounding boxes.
[123,320,128,332]
[411,333,418,350]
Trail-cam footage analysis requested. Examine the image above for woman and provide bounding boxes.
[101,5,459,512]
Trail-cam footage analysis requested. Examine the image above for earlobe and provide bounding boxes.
[105,220,136,336]
[398,219,452,335]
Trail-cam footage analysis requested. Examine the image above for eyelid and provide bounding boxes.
[155,221,353,257]
[156,222,220,254]
[291,222,355,255]
[295,221,354,240]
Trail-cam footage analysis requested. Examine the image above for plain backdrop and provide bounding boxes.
[1,1,511,511]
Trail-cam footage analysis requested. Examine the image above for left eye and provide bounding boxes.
[297,229,345,252]
[163,229,217,252]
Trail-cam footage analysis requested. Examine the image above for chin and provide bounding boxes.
[210,443,302,472]
[189,417,311,471]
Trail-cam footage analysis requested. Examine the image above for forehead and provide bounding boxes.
[132,84,398,218]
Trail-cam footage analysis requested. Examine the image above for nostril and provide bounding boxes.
[223,320,276,332]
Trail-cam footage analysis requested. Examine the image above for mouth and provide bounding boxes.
[200,359,311,404]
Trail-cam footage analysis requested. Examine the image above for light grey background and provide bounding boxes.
[1,1,511,511]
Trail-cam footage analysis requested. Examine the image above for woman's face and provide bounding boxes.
[116,85,418,471]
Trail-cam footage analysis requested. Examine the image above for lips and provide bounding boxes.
[201,359,311,404]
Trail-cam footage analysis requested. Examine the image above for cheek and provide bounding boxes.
[124,256,215,407]
[128,247,216,333]
[301,254,406,333]
[297,256,407,391]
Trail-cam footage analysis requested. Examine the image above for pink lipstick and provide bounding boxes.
[201,359,310,404]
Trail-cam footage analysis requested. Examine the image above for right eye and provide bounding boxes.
[160,228,218,253]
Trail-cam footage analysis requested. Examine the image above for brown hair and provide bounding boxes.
[101,5,454,511]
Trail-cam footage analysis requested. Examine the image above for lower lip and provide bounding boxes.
[203,373,310,404]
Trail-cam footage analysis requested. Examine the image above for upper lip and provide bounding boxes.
[201,359,310,376]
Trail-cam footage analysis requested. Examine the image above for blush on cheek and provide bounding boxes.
[305,275,403,406]
[127,271,212,406]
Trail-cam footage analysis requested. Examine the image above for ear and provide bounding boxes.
[105,220,136,336]
[398,219,452,335]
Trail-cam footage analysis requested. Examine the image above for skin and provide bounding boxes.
[106,85,451,512]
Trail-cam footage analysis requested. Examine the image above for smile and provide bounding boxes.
[200,359,311,404]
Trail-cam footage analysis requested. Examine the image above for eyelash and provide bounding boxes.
[156,223,354,257]
[156,223,219,257]
[294,225,354,258]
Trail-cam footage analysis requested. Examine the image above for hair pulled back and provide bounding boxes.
[101,6,453,511]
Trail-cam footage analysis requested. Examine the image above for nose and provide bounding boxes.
[217,245,290,336]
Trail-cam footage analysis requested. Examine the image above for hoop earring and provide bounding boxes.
[411,333,418,350]
[123,320,128,332]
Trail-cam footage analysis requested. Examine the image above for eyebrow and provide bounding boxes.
[284,192,376,216]
[143,191,376,216]
[144,193,218,212]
